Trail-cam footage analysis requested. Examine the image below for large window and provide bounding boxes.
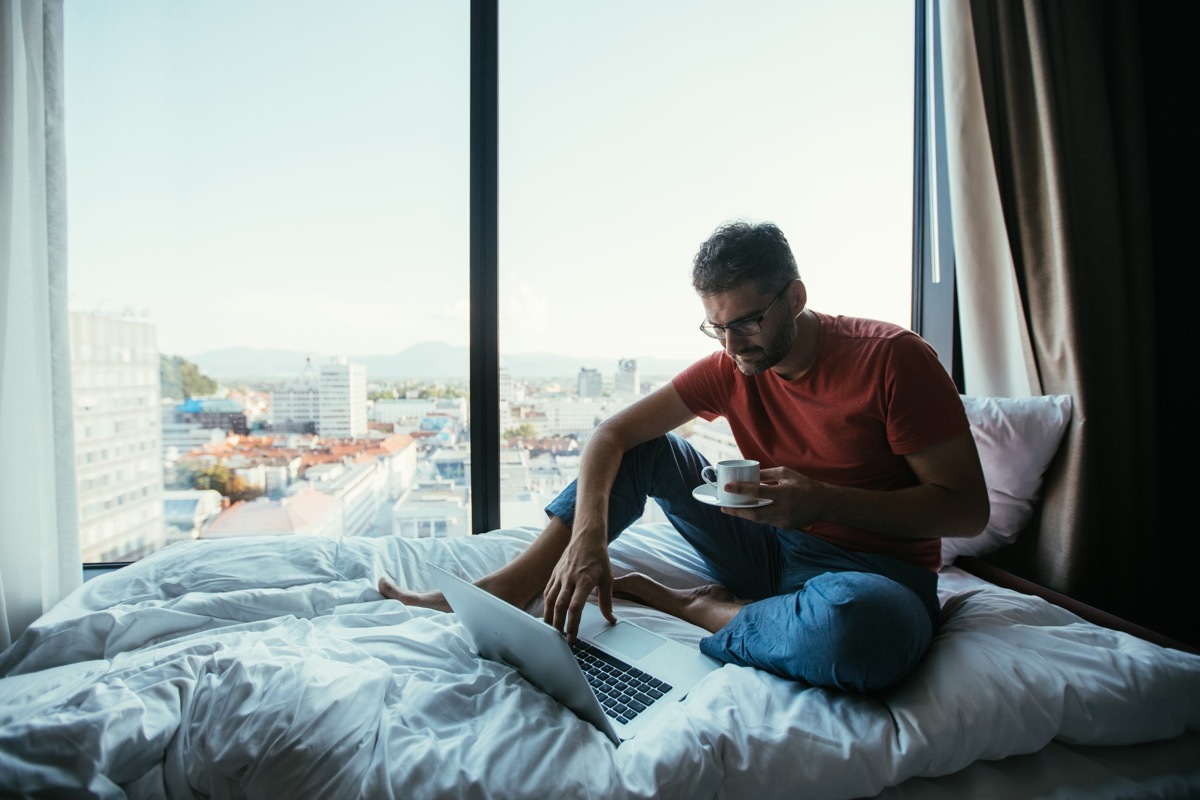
[65,1,470,562]
[497,1,916,527]
[64,1,917,563]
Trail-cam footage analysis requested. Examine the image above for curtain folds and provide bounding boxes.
[0,0,79,650]
[942,0,1161,627]
[939,0,1040,398]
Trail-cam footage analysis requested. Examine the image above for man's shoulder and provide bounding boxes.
[819,311,915,343]
[673,350,736,420]
[817,313,944,377]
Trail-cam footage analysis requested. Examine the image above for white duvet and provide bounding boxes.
[1,524,1198,799]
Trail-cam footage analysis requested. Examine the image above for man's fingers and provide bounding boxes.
[552,573,587,632]
[564,585,592,642]
[598,580,617,624]
[542,562,614,635]
[543,577,564,626]
[551,584,574,632]
[727,480,761,497]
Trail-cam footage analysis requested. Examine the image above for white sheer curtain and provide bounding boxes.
[0,0,79,649]
[937,0,1040,398]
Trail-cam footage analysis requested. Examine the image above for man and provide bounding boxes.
[381,219,989,692]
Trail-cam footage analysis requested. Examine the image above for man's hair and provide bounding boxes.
[691,219,800,296]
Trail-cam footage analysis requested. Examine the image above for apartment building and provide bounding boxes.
[69,311,165,562]
[271,358,320,433]
[319,357,367,439]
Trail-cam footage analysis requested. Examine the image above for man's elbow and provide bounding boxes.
[951,491,990,539]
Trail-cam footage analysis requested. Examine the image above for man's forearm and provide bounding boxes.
[804,429,990,541]
[568,426,628,542]
[815,481,988,540]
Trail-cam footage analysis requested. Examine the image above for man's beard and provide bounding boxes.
[730,317,796,376]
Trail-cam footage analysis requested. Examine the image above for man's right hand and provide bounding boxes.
[543,531,617,641]
[539,382,696,640]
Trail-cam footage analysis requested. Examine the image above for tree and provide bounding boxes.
[189,463,263,503]
[502,423,539,440]
[160,354,218,400]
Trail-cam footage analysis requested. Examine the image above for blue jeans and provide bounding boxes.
[545,433,940,692]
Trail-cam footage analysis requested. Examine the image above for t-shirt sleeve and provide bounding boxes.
[672,351,731,422]
[884,332,970,455]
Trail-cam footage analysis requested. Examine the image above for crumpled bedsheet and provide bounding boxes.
[1,524,1198,799]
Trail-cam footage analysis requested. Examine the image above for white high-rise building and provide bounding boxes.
[271,358,320,432]
[685,418,742,466]
[577,367,603,398]
[499,367,514,404]
[614,358,641,396]
[498,367,516,433]
[69,311,165,562]
[542,398,605,438]
[319,357,367,438]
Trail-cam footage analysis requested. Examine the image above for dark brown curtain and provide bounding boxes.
[954,1,1176,638]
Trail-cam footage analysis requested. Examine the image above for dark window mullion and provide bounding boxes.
[911,0,930,334]
[469,0,501,533]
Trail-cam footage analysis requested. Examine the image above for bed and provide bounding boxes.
[0,520,1198,800]
[2,394,1199,799]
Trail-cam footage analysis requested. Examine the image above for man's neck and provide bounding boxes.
[771,309,821,381]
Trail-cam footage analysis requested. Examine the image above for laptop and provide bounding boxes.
[426,561,721,745]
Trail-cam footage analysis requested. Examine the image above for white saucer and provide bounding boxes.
[692,484,772,508]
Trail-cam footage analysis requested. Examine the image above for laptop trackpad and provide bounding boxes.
[592,622,667,660]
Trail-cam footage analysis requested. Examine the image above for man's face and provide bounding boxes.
[700,283,797,376]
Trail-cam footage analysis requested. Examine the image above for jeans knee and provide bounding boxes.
[801,572,932,692]
[700,572,934,691]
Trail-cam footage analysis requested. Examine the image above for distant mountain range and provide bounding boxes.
[185,341,697,383]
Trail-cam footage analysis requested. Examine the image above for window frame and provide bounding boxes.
[910,0,961,387]
[470,0,949,533]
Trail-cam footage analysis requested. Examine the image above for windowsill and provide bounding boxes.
[83,562,131,582]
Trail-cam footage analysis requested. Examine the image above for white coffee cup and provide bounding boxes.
[701,459,760,505]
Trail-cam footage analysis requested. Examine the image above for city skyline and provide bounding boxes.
[176,340,694,384]
[73,301,689,561]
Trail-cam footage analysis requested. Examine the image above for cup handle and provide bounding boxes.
[701,465,718,487]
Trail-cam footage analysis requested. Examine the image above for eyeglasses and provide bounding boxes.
[699,282,792,340]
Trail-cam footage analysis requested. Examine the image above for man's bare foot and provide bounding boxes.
[377,577,452,612]
[612,572,747,633]
[377,572,542,613]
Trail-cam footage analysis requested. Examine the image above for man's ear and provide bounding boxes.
[790,279,807,315]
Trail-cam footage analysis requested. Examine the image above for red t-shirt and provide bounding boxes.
[672,311,968,571]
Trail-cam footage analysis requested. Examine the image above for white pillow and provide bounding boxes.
[941,394,1073,563]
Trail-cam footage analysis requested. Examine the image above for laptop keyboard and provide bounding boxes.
[571,640,672,724]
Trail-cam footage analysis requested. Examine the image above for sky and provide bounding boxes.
[63,0,915,365]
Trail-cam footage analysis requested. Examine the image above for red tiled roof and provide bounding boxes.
[188,433,416,469]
